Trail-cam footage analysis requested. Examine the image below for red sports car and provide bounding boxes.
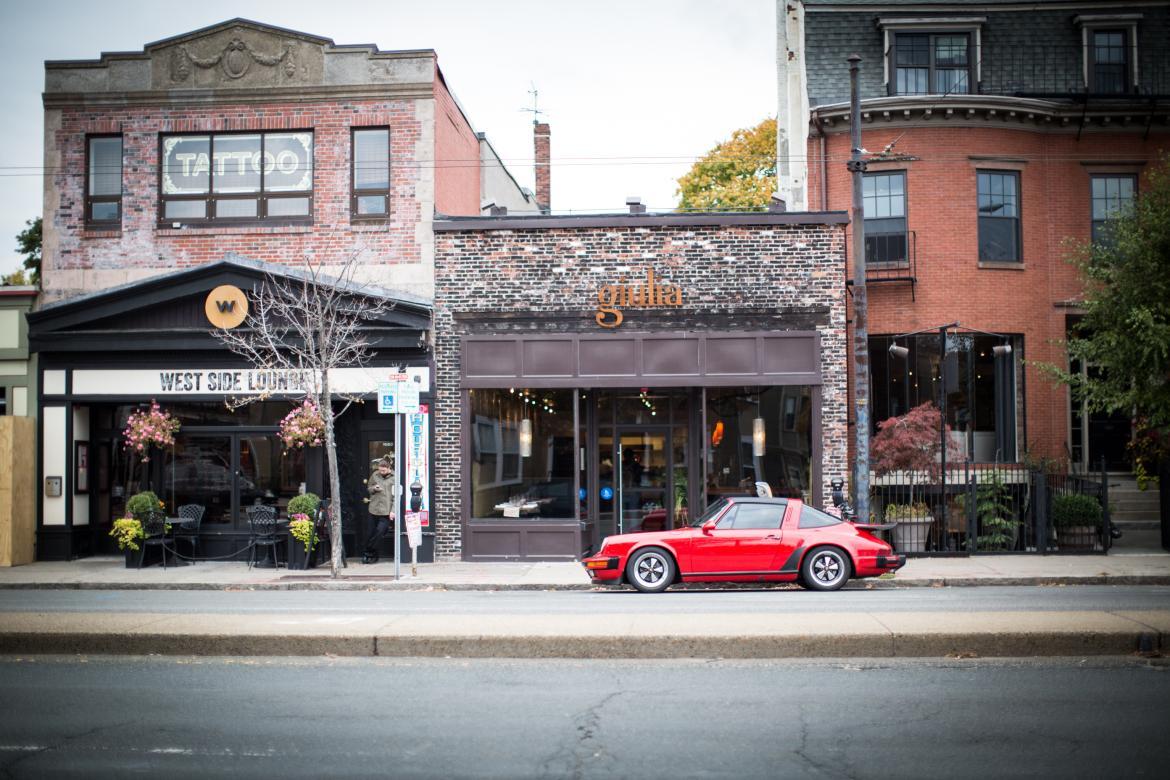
[582,496,905,592]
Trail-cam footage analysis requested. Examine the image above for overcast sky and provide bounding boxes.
[0,0,777,276]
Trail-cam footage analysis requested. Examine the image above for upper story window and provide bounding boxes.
[1090,30,1129,93]
[1090,174,1136,244]
[863,171,907,264]
[977,171,1021,262]
[159,131,313,225]
[892,33,972,96]
[86,136,122,227]
[352,128,390,219]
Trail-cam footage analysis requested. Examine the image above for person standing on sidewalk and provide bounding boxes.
[364,456,396,564]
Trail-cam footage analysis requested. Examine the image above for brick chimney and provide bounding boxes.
[533,122,551,214]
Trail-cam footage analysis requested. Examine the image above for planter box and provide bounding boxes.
[892,516,934,553]
[1057,525,1100,551]
[289,539,318,570]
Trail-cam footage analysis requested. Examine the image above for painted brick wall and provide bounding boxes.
[43,98,427,302]
[807,123,1169,462]
[431,222,848,559]
[434,76,481,217]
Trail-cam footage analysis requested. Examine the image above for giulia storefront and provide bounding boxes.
[433,210,850,561]
[28,259,433,561]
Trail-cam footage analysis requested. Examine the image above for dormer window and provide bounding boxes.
[879,17,984,97]
[1075,14,1140,95]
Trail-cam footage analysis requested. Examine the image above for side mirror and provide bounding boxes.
[701,519,717,535]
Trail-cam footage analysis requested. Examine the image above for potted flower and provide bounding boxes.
[123,401,180,462]
[1052,493,1103,551]
[871,402,963,553]
[119,491,167,567]
[279,401,326,452]
[286,492,321,569]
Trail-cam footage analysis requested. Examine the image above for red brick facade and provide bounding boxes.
[434,73,481,217]
[809,124,1167,463]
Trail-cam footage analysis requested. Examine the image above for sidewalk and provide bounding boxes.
[0,550,1168,590]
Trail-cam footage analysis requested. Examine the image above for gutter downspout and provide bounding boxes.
[814,115,829,212]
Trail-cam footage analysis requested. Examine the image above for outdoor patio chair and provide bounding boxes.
[137,510,172,570]
[173,504,205,563]
[314,504,347,568]
[246,504,284,570]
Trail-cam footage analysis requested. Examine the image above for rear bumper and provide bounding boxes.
[582,555,622,582]
[876,554,906,570]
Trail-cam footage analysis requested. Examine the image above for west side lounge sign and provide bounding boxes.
[66,367,431,397]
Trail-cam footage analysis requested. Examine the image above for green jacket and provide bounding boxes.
[367,469,396,516]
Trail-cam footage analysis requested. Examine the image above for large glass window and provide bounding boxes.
[1091,174,1135,244]
[863,172,907,264]
[470,389,575,520]
[87,136,122,226]
[977,171,1021,262]
[160,131,313,224]
[1090,30,1128,94]
[705,386,813,505]
[892,33,971,96]
[870,334,1021,462]
[352,128,391,218]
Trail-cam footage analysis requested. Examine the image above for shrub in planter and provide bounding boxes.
[287,493,321,569]
[126,491,163,520]
[1052,493,1103,549]
[109,518,145,552]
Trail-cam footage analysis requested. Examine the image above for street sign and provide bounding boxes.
[378,382,397,414]
[405,512,423,549]
[398,380,420,413]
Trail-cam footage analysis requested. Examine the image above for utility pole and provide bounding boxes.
[847,54,871,523]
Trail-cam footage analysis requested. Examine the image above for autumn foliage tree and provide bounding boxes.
[871,402,963,507]
[676,118,777,211]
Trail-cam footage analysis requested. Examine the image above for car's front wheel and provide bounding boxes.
[800,546,851,591]
[626,547,675,593]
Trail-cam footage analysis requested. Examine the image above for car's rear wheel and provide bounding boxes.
[801,546,851,591]
[626,547,675,593]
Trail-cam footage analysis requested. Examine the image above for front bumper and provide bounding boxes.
[582,555,622,581]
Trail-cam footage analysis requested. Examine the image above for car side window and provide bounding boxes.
[715,506,737,529]
[728,503,784,530]
[799,505,844,529]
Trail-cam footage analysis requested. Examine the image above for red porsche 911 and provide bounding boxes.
[582,495,905,592]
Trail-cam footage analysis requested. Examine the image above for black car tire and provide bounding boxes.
[626,547,676,593]
[800,546,851,592]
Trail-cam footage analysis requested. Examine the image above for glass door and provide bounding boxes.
[615,427,672,534]
[167,434,236,526]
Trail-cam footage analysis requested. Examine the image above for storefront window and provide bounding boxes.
[471,389,575,520]
[705,386,813,504]
[870,334,1021,462]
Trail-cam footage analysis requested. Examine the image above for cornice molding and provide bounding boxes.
[42,83,434,109]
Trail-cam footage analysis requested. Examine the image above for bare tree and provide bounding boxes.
[213,250,393,577]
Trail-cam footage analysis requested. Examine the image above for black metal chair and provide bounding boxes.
[173,504,205,563]
[314,504,347,568]
[137,510,171,570]
[246,505,284,569]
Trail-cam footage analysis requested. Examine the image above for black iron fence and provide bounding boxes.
[872,460,1113,556]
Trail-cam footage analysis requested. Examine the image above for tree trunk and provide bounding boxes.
[322,370,345,578]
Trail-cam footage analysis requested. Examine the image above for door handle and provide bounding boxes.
[765,534,782,540]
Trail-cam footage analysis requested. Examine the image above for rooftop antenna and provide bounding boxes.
[520,83,544,125]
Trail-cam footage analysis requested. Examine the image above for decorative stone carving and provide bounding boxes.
[169,38,297,82]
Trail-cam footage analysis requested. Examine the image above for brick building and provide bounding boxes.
[30,20,538,560]
[777,0,1170,472]
[432,209,848,561]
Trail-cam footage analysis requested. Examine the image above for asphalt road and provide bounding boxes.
[1,585,1168,615]
[0,655,1166,779]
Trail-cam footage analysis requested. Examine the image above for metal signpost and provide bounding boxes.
[378,378,420,580]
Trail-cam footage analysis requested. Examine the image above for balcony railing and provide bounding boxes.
[865,230,917,300]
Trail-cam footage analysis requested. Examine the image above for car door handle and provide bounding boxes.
[764,534,782,540]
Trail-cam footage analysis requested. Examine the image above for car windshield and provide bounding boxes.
[689,498,730,527]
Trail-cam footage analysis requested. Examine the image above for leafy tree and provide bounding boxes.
[676,118,776,211]
[871,402,963,509]
[1,269,28,286]
[1040,156,1170,470]
[14,217,41,286]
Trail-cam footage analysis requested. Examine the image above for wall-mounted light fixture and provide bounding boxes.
[519,418,533,458]
[752,417,766,457]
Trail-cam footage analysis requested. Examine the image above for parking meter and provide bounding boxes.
[409,480,423,512]
[830,478,846,508]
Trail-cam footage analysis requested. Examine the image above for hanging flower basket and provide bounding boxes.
[279,400,326,452]
[122,401,181,462]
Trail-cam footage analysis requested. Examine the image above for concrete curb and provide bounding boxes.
[1,575,1169,591]
[0,629,1162,659]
